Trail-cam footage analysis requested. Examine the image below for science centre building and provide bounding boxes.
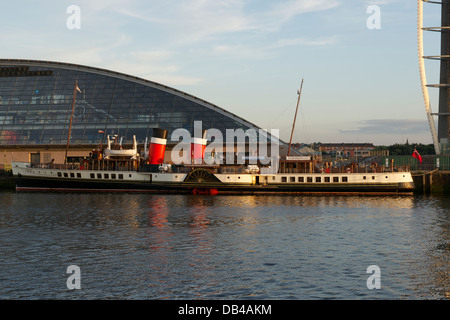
[0,59,286,167]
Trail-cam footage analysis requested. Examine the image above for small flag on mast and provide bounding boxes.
[76,85,82,93]
[412,148,422,164]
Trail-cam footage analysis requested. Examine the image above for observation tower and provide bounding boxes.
[418,0,450,155]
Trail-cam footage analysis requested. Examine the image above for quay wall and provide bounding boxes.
[412,170,450,195]
[0,170,14,190]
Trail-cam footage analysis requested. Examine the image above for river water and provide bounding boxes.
[0,192,448,300]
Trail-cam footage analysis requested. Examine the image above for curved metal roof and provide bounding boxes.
[0,59,271,137]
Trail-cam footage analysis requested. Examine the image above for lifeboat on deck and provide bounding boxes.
[103,135,139,159]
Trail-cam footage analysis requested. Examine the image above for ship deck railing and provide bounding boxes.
[29,161,137,172]
[28,161,412,175]
[278,165,411,174]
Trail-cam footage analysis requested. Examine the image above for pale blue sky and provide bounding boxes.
[0,0,444,145]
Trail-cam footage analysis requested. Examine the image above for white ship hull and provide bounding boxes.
[11,162,415,195]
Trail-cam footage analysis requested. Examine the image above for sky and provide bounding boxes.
[0,0,445,145]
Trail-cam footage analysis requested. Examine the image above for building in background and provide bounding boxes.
[318,143,375,158]
[0,59,285,167]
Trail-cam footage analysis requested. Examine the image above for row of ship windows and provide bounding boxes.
[280,175,396,183]
[57,172,130,180]
[279,176,387,183]
[281,176,349,183]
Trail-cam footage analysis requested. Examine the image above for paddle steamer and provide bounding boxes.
[10,79,415,195]
[11,130,415,195]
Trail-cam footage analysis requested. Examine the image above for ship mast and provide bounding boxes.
[64,81,81,164]
[288,79,304,156]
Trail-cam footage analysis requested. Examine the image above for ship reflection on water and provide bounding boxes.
[0,192,448,299]
[138,194,448,299]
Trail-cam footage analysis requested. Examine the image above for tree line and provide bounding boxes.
[296,142,437,155]
[373,142,435,155]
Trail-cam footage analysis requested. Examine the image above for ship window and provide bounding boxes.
[97,173,102,179]
[70,173,75,178]
[325,177,330,183]
[119,174,123,179]
[363,176,366,180]
[316,177,321,183]
[57,172,62,177]
[104,174,109,179]
[111,174,116,179]
[282,177,287,182]
[333,177,339,183]
[64,173,68,178]
[77,173,81,178]
[290,177,295,183]
[90,173,95,179]
[298,177,304,182]
[372,176,375,180]
[307,177,313,183]
[342,177,348,182]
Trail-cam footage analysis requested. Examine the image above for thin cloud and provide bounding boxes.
[77,0,134,14]
[272,36,340,48]
[268,0,340,24]
[339,119,431,135]
[102,51,204,86]
[1,0,341,86]
[208,35,339,61]
[115,0,340,45]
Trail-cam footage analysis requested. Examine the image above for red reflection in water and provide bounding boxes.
[148,197,169,229]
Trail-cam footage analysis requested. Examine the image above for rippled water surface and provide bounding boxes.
[0,192,448,299]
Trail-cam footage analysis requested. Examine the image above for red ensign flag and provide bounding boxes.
[412,148,422,164]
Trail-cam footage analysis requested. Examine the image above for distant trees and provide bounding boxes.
[302,142,436,155]
[374,142,435,155]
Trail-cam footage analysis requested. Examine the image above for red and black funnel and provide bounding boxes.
[148,128,167,165]
[191,129,207,163]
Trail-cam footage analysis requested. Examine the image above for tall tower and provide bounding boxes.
[438,0,450,153]
[418,0,450,155]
